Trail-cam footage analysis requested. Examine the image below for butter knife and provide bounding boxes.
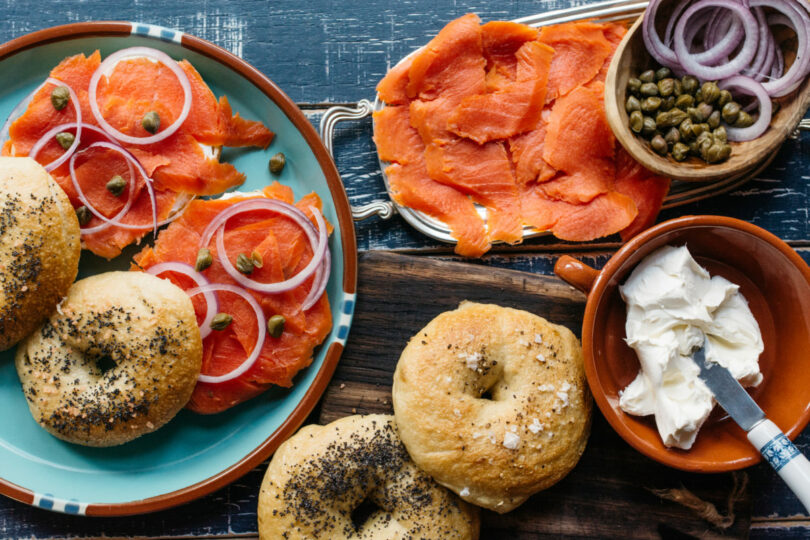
[692,343,810,512]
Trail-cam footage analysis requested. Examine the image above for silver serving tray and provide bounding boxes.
[320,0,810,245]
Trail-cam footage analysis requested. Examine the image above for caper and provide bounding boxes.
[681,75,699,95]
[639,70,656,83]
[713,126,728,143]
[625,95,641,113]
[664,127,680,147]
[657,109,684,128]
[718,144,732,161]
[687,107,701,123]
[640,82,659,97]
[667,108,687,127]
[650,134,668,156]
[721,102,741,124]
[55,132,74,150]
[655,111,671,128]
[210,313,233,331]
[717,89,732,107]
[641,96,662,113]
[629,110,644,133]
[662,96,676,111]
[641,116,657,138]
[707,110,721,130]
[627,77,642,95]
[50,86,70,111]
[671,142,690,161]
[696,132,714,155]
[141,111,160,134]
[269,152,286,174]
[701,82,721,104]
[267,314,286,338]
[679,118,694,140]
[697,102,714,122]
[657,78,675,97]
[251,250,264,268]
[236,253,254,274]
[703,142,729,163]
[672,79,683,97]
[688,140,700,154]
[735,110,754,128]
[655,67,672,81]
[75,205,91,226]
[694,89,703,103]
[195,248,213,272]
[106,175,127,197]
[675,94,694,109]
[692,122,709,138]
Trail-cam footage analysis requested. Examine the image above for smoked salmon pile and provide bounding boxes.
[3,50,274,259]
[374,15,671,257]
[134,183,332,414]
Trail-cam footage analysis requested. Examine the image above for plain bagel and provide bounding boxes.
[257,414,480,539]
[15,271,203,446]
[392,301,591,513]
[0,157,80,351]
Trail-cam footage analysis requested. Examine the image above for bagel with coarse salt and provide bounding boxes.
[392,301,591,513]
[15,271,202,446]
[0,157,80,351]
[258,414,480,539]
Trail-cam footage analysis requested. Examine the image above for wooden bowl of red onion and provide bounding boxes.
[605,0,810,182]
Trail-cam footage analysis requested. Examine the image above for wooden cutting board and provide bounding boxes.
[319,251,751,539]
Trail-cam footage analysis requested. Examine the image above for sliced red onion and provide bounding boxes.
[753,0,810,97]
[88,47,191,145]
[186,283,266,384]
[719,76,772,141]
[69,141,158,237]
[643,0,682,69]
[146,262,218,340]
[213,203,328,295]
[302,242,331,311]
[673,1,759,81]
[664,0,691,46]
[692,13,743,65]
[21,79,82,171]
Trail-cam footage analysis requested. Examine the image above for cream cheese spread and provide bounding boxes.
[619,245,763,450]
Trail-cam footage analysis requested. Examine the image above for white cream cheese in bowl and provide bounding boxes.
[619,245,764,450]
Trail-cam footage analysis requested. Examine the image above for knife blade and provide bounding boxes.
[691,344,764,431]
[691,342,810,512]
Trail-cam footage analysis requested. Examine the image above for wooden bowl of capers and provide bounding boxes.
[605,16,810,182]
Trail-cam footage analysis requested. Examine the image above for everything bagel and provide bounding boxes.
[392,301,591,513]
[15,271,203,446]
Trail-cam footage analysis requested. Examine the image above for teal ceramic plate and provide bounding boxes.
[0,22,357,516]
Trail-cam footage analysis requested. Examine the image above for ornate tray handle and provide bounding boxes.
[319,100,396,222]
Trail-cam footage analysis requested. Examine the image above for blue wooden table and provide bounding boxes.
[1,0,809,538]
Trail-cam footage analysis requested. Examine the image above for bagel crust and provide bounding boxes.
[15,271,203,446]
[0,157,80,351]
[392,302,591,513]
[258,414,480,539]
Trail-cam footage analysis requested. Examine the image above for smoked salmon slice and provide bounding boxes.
[538,22,614,102]
[425,138,522,244]
[5,51,274,259]
[133,185,332,414]
[613,146,671,241]
[508,110,556,185]
[542,83,614,203]
[481,21,540,88]
[377,56,414,105]
[448,40,554,144]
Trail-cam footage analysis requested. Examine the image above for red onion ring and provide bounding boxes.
[88,47,192,145]
[642,0,682,69]
[673,1,759,81]
[186,283,266,384]
[69,141,158,237]
[23,79,82,172]
[719,76,772,141]
[664,0,691,46]
[213,203,328,295]
[146,262,218,340]
[302,241,331,311]
[752,0,810,97]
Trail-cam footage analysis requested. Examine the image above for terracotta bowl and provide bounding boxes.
[554,216,810,472]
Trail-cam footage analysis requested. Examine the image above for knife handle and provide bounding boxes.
[748,419,810,513]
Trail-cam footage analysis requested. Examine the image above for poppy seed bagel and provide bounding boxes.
[0,157,80,351]
[15,271,203,446]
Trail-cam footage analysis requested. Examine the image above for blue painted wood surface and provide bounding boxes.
[1,0,810,538]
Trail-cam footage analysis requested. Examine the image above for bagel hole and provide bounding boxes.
[95,355,117,374]
[480,389,494,401]
[351,497,380,530]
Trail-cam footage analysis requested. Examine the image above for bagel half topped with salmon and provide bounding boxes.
[133,182,332,414]
[2,48,274,259]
